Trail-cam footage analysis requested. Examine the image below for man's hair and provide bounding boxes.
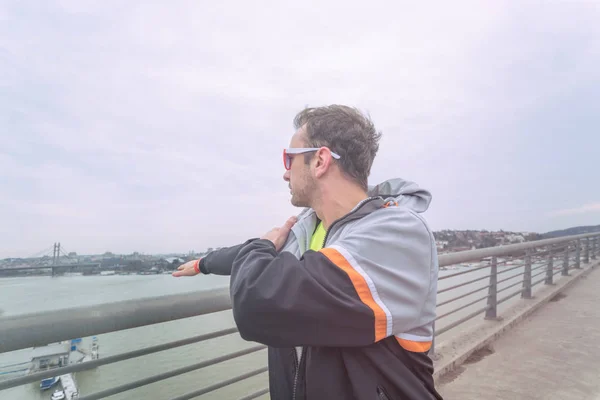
[293,105,382,191]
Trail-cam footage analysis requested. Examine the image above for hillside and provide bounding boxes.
[542,225,600,239]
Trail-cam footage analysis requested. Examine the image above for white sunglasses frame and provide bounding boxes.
[283,147,341,170]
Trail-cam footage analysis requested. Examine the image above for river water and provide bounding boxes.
[0,257,566,400]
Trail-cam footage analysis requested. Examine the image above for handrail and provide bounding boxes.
[1,233,599,353]
[0,286,232,353]
[76,346,267,400]
[1,232,599,399]
[0,327,239,390]
[438,232,598,266]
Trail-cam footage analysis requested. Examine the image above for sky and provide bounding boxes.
[1,1,599,258]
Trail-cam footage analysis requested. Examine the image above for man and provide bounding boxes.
[174,105,442,400]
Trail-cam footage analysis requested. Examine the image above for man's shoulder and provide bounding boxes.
[326,204,435,265]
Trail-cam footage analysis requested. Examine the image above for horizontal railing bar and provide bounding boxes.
[436,294,489,321]
[2,233,597,354]
[496,279,524,295]
[437,274,490,294]
[77,345,267,400]
[0,327,239,391]
[436,284,491,307]
[497,288,524,305]
[0,286,233,353]
[238,388,270,400]
[169,366,269,400]
[497,271,525,285]
[438,263,490,280]
[496,263,525,276]
[435,305,491,336]
[439,257,558,283]
[531,263,549,272]
[438,233,598,267]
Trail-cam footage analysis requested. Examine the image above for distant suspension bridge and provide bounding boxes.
[0,243,100,276]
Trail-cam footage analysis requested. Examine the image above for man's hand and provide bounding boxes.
[261,216,298,251]
[172,259,200,277]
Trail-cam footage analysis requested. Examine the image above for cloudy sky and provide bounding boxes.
[1,1,599,258]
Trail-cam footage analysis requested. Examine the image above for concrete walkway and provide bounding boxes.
[438,266,600,400]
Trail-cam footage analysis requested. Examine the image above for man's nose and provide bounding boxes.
[283,170,290,182]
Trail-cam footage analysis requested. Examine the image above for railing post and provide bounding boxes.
[562,244,569,276]
[593,237,598,260]
[585,238,591,263]
[545,245,554,285]
[522,249,533,299]
[576,239,582,269]
[429,321,436,358]
[485,256,498,320]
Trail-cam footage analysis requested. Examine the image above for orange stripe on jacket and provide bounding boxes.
[320,247,387,342]
[395,338,432,353]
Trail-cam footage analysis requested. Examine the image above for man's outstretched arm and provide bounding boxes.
[172,238,258,277]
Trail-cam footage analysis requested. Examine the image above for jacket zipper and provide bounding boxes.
[321,197,379,248]
[292,197,379,400]
[292,349,298,400]
[377,386,392,400]
[292,347,305,400]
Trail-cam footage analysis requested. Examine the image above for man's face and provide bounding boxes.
[283,128,316,208]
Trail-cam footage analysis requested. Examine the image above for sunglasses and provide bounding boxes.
[283,148,341,170]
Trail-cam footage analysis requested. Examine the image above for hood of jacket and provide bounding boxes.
[295,177,432,219]
[367,178,432,213]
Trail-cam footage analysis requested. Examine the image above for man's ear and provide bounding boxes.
[313,148,332,179]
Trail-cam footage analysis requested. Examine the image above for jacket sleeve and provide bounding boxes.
[199,239,258,276]
[229,209,436,348]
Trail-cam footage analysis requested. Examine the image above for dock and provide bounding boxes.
[59,373,78,400]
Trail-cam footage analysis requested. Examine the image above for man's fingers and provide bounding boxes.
[283,216,297,230]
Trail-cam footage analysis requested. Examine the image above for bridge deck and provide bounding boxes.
[438,266,600,400]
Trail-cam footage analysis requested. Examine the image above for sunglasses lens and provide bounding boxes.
[283,150,290,169]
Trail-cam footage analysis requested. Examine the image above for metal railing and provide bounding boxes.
[434,234,600,339]
[1,233,599,399]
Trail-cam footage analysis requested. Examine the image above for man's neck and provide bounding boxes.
[313,184,369,230]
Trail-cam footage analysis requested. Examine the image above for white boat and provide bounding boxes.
[59,373,78,400]
[51,389,65,400]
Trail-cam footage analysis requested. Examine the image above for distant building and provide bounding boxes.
[30,342,70,371]
[505,234,525,243]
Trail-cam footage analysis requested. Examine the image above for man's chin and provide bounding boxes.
[290,195,307,208]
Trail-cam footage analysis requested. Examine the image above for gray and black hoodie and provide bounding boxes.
[199,178,443,400]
